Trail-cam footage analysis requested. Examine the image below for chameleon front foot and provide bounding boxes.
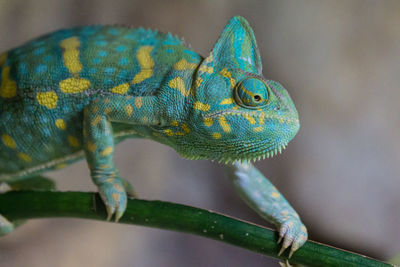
[97,178,128,222]
[224,162,308,257]
[0,214,14,236]
[277,217,308,258]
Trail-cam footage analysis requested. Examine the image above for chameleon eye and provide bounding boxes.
[234,78,269,108]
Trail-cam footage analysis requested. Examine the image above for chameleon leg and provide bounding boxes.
[83,95,160,222]
[0,176,56,236]
[224,162,307,258]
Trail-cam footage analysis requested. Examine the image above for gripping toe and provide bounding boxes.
[277,218,308,258]
[0,215,14,237]
[98,178,128,222]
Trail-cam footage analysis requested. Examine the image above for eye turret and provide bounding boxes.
[234,78,269,108]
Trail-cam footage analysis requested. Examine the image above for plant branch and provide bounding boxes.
[0,191,394,267]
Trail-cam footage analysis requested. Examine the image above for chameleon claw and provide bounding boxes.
[288,248,295,259]
[278,243,289,256]
[0,215,14,236]
[97,177,128,222]
[278,260,292,267]
[115,209,123,223]
[115,201,125,223]
[106,205,115,221]
[277,218,308,258]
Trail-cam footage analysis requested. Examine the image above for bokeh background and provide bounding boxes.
[1,0,400,266]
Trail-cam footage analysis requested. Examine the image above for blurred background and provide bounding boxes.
[1,0,400,266]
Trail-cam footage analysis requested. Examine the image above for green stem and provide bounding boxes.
[0,191,394,267]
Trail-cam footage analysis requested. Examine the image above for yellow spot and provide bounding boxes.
[279,118,285,124]
[0,66,17,98]
[105,178,114,183]
[125,104,133,116]
[281,210,289,216]
[55,119,66,130]
[243,113,256,124]
[175,131,185,136]
[55,163,68,169]
[36,91,58,109]
[168,77,190,97]
[101,146,113,156]
[203,117,213,127]
[253,126,264,132]
[271,192,280,198]
[104,98,111,104]
[68,136,80,148]
[220,98,234,105]
[259,112,266,125]
[60,37,82,74]
[232,106,239,110]
[98,164,110,170]
[111,83,130,94]
[164,129,174,136]
[112,193,121,202]
[18,152,32,162]
[181,123,190,133]
[105,107,113,114]
[0,52,7,66]
[91,105,98,114]
[218,116,231,133]
[212,132,221,139]
[91,115,102,126]
[141,116,148,123]
[194,101,210,111]
[131,46,154,84]
[134,97,143,108]
[174,59,198,70]
[195,77,203,88]
[2,134,16,149]
[59,77,91,93]
[171,120,179,127]
[87,141,97,152]
[220,68,236,87]
[199,65,214,74]
[113,184,124,192]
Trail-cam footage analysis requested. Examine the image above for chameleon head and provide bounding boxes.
[165,16,299,162]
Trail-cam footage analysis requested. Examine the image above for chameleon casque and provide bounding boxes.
[0,16,307,256]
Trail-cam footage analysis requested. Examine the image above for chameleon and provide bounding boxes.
[0,16,307,256]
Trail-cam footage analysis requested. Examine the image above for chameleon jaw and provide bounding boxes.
[180,141,289,164]
[216,142,289,164]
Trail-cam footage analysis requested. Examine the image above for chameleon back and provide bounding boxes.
[0,25,201,178]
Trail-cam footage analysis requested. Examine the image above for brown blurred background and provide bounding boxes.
[1,0,400,266]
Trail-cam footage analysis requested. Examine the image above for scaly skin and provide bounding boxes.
[0,16,307,256]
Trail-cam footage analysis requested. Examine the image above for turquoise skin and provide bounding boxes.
[0,16,307,256]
